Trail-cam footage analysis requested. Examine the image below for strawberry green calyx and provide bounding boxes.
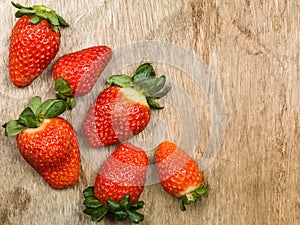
[3,96,67,136]
[11,1,69,32]
[83,187,145,223]
[179,186,208,211]
[107,63,170,109]
[55,78,75,109]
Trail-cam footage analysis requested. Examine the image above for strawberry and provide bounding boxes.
[9,2,69,88]
[3,96,80,189]
[83,143,148,223]
[53,46,112,104]
[156,141,207,211]
[82,63,170,147]
[41,142,80,189]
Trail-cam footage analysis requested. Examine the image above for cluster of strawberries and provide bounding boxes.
[3,2,207,224]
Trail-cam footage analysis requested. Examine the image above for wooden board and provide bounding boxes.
[0,0,299,224]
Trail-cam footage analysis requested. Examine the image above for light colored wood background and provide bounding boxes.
[0,0,299,225]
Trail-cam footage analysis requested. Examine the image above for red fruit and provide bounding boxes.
[82,63,170,147]
[17,118,74,171]
[94,143,148,204]
[3,96,80,189]
[83,143,148,223]
[41,141,80,189]
[82,86,151,147]
[53,46,112,97]
[156,141,207,211]
[9,2,69,88]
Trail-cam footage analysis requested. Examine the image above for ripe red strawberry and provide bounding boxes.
[83,143,148,223]
[82,63,170,147]
[9,2,69,88]
[53,46,112,100]
[3,96,80,189]
[156,141,207,211]
[41,142,80,189]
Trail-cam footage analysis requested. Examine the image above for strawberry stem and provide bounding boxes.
[179,186,208,211]
[83,186,145,223]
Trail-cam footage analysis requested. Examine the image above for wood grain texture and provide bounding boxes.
[0,0,299,225]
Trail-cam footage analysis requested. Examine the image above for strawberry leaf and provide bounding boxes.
[91,206,108,222]
[2,120,26,137]
[146,75,166,96]
[180,200,187,211]
[132,63,155,83]
[83,186,95,198]
[43,100,67,118]
[55,93,66,101]
[35,10,46,19]
[29,15,41,24]
[11,2,32,10]
[12,2,69,31]
[55,78,75,109]
[127,210,144,223]
[182,196,189,205]
[28,96,42,117]
[114,210,128,221]
[83,208,95,216]
[83,187,108,222]
[37,99,54,116]
[136,76,157,93]
[119,195,130,209]
[50,24,59,33]
[55,78,73,95]
[151,84,171,99]
[83,187,103,208]
[2,96,68,137]
[14,11,23,18]
[36,99,67,118]
[129,201,144,211]
[57,15,69,27]
[107,75,132,88]
[146,97,164,109]
[18,107,41,128]
[106,199,121,211]
[135,63,155,75]
[107,63,170,111]
[11,2,25,9]
[194,186,208,195]
[66,98,75,109]
[130,63,170,101]
[83,197,104,208]
[15,8,35,18]
[47,13,60,26]
[82,187,145,223]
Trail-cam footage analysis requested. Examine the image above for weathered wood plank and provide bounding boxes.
[0,0,299,225]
